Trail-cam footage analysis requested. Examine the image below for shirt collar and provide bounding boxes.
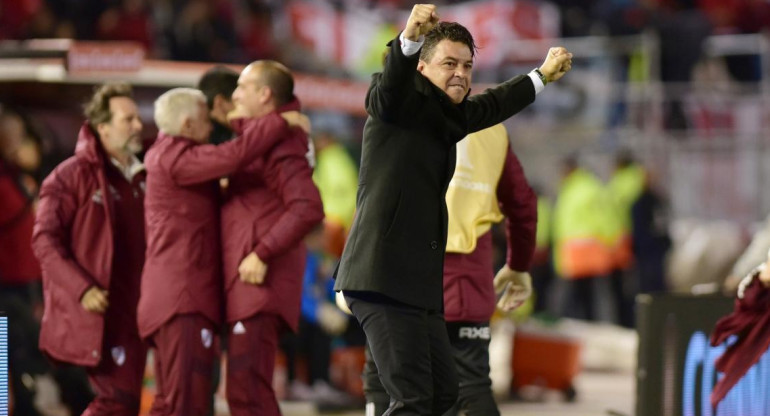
[110,155,145,182]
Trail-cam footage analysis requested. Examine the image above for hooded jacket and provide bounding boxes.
[33,123,145,366]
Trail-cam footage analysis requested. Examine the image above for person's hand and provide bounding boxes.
[239,252,268,285]
[538,47,573,83]
[280,111,311,134]
[318,302,349,335]
[404,4,439,41]
[493,266,532,312]
[80,286,109,314]
[335,291,352,315]
[722,274,742,294]
[226,103,251,122]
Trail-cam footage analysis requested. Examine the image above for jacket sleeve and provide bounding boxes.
[167,113,289,186]
[464,75,536,135]
[253,142,325,261]
[32,170,95,301]
[365,33,420,122]
[497,143,538,271]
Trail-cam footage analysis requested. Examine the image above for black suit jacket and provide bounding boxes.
[334,34,536,310]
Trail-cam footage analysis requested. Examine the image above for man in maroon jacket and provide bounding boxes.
[32,83,148,416]
[221,60,324,416]
[361,124,537,416]
[140,87,309,416]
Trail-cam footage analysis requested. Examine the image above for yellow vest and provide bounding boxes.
[552,169,615,278]
[445,124,508,254]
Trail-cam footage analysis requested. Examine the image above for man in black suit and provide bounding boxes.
[334,4,572,415]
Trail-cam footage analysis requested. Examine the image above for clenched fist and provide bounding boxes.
[239,252,268,285]
[81,286,109,314]
[404,4,440,41]
[538,47,573,83]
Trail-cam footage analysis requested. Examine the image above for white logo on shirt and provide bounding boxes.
[458,326,490,340]
[233,321,246,335]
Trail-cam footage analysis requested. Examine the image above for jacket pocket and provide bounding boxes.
[383,190,404,241]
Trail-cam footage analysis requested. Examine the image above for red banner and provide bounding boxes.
[286,0,560,74]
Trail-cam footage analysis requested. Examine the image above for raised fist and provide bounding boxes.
[538,47,573,83]
[404,4,439,41]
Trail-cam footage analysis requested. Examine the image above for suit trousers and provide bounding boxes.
[345,292,458,416]
[364,322,499,416]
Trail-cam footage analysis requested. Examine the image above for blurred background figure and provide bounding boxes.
[311,129,359,258]
[552,156,614,322]
[197,65,239,145]
[0,106,46,416]
[281,126,362,408]
[530,187,554,315]
[606,150,646,327]
[631,170,671,295]
[0,104,94,416]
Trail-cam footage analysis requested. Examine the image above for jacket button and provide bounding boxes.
[430,241,438,250]
[92,350,99,358]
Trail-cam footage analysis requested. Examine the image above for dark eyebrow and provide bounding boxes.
[441,57,472,65]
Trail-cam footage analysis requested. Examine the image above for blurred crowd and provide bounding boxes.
[1,0,770,72]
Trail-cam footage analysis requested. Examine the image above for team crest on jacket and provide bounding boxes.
[233,321,246,335]
[91,189,103,204]
[201,328,213,349]
[111,346,126,366]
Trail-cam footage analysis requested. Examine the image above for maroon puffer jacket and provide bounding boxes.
[221,98,324,331]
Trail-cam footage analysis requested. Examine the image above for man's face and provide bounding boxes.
[98,97,143,157]
[186,101,213,143]
[417,39,473,104]
[232,65,270,118]
[211,94,235,125]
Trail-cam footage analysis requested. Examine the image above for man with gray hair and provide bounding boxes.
[139,87,310,415]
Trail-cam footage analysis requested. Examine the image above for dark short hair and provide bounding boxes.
[197,66,239,109]
[83,83,133,128]
[420,22,477,62]
[254,60,294,107]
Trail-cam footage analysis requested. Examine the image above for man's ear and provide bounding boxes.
[417,60,426,73]
[96,122,109,139]
[260,86,273,105]
[180,116,193,135]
